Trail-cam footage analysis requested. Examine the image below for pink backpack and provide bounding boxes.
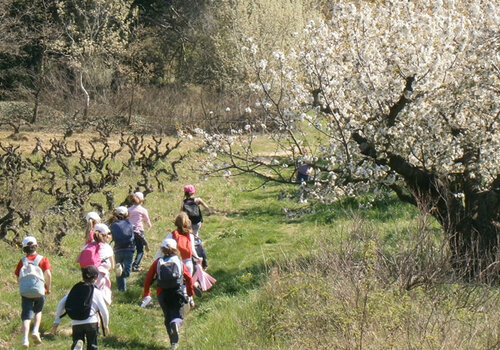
[78,242,102,268]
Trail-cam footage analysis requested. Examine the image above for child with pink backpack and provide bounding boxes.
[76,224,115,304]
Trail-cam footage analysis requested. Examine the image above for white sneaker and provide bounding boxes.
[141,295,152,308]
[73,339,84,350]
[31,332,42,344]
[115,263,123,277]
[21,338,29,348]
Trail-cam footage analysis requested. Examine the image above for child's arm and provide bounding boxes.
[143,208,152,228]
[51,294,68,334]
[196,198,211,214]
[109,255,116,270]
[142,259,158,298]
[95,291,110,334]
[44,269,52,294]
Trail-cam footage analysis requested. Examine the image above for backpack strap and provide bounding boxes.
[22,255,43,267]
[33,255,43,266]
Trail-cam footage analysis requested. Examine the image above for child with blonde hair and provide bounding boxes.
[127,191,152,272]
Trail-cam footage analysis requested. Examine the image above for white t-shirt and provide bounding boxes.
[99,243,114,270]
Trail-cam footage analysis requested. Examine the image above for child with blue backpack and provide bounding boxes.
[14,236,52,348]
[142,238,194,350]
[110,206,135,291]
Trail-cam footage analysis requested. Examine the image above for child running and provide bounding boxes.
[51,265,109,350]
[127,191,152,272]
[76,223,115,305]
[142,238,194,350]
[85,211,101,244]
[14,236,52,348]
[181,185,211,237]
[155,212,202,276]
[110,206,135,291]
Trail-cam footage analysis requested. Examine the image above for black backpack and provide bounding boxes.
[65,282,94,320]
[183,198,202,224]
[157,256,183,289]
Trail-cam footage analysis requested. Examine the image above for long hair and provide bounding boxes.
[128,193,141,206]
[174,212,192,234]
[94,231,107,243]
[86,218,99,239]
[160,246,180,257]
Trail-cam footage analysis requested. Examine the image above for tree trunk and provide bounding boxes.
[79,69,89,118]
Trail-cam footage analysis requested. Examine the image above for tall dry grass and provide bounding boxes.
[255,213,500,350]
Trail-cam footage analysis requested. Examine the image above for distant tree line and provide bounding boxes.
[0,0,325,132]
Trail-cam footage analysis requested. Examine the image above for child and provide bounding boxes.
[110,206,135,291]
[51,265,110,350]
[85,211,101,244]
[156,212,202,276]
[127,191,152,272]
[142,239,194,350]
[180,185,211,237]
[14,236,52,348]
[93,224,114,305]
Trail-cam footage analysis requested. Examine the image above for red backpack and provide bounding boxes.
[78,242,102,268]
[171,230,192,260]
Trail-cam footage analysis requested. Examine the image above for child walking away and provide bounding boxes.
[77,223,115,305]
[128,191,152,272]
[110,206,135,291]
[15,236,52,348]
[142,239,194,350]
[181,185,211,237]
[155,212,203,276]
[85,211,101,244]
[51,265,110,350]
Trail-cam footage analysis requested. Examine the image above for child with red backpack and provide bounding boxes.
[142,238,194,350]
[14,236,52,348]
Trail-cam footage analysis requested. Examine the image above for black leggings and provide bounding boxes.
[72,323,99,350]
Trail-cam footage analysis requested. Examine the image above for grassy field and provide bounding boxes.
[1,132,500,349]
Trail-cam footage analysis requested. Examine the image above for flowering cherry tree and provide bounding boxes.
[196,0,500,278]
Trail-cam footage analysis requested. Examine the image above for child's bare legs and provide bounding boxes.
[21,319,31,346]
[31,312,42,343]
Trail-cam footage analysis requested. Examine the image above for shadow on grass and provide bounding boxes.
[101,335,165,349]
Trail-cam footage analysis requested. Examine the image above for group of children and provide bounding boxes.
[15,185,213,350]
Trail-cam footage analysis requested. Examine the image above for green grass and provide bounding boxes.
[1,137,499,349]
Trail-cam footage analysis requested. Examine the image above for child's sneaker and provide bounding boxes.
[31,332,42,344]
[21,338,29,348]
[73,339,84,350]
[171,343,179,350]
[170,322,179,344]
[193,282,202,298]
[115,263,123,277]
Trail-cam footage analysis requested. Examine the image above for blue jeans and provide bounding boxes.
[114,250,134,291]
[133,234,144,268]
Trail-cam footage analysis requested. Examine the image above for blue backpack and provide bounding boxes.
[111,220,135,248]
